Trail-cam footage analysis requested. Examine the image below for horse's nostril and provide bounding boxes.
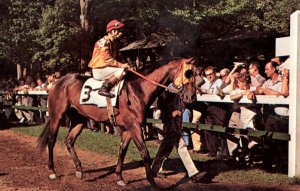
[192,95,196,100]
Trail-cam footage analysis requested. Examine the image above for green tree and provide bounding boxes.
[1,0,299,77]
[167,0,300,40]
[34,0,81,72]
[0,0,47,79]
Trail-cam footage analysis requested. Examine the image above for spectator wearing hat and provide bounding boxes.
[88,19,129,98]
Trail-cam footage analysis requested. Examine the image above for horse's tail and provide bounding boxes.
[37,118,50,154]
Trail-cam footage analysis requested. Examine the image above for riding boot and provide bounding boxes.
[98,76,119,98]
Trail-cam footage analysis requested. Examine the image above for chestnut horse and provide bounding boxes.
[37,58,197,187]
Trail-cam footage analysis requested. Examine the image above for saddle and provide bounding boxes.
[79,78,124,126]
[79,78,124,107]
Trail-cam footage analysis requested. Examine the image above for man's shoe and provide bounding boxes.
[190,171,213,184]
[19,117,25,123]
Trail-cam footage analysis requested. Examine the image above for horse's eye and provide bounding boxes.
[184,70,194,79]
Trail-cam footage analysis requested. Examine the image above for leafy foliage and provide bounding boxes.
[34,0,81,71]
[1,0,42,64]
[0,0,299,74]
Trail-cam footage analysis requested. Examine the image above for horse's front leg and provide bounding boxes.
[64,123,84,179]
[115,131,131,186]
[129,125,157,188]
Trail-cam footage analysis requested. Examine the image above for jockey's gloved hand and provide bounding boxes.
[123,63,135,70]
[121,63,129,68]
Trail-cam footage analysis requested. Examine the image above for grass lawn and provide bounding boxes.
[10,125,300,186]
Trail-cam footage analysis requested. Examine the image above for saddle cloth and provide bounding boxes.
[79,78,124,107]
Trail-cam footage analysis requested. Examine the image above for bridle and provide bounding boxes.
[127,68,180,93]
[127,61,196,96]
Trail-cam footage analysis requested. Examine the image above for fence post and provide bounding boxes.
[288,10,300,177]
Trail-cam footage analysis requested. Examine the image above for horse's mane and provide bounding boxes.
[125,58,183,81]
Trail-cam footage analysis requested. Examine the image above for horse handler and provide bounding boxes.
[88,19,129,98]
[151,89,213,183]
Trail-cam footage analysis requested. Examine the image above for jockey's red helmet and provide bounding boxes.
[106,20,125,33]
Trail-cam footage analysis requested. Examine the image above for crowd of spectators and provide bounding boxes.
[0,56,290,173]
[190,56,289,172]
[0,72,62,125]
[148,56,290,173]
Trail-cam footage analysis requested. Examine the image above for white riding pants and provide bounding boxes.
[92,67,125,80]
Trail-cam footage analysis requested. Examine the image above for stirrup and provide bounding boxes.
[98,90,115,98]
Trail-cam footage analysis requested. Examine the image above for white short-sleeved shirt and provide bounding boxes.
[262,76,282,92]
[262,76,289,116]
[200,78,224,95]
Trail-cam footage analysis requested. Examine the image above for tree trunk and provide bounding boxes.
[79,0,91,73]
[17,63,22,80]
[80,0,90,31]
[22,66,27,78]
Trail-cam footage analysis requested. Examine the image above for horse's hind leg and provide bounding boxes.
[47,96,68,179]
[64,123,84,179]
[115,131,131,186]
[48,119,60,180]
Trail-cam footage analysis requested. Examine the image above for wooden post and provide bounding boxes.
[288,10,300,177]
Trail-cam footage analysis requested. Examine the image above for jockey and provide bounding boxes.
[88,19,129,98]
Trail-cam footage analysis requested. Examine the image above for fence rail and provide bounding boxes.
[1,91,290,141]
[5,105,290,141]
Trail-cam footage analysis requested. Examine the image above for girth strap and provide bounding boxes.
[106,97,117,126]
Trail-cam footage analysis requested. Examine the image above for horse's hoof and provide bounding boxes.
[49,173,57,180]
[117,180,127,186]
[75,171,83,179]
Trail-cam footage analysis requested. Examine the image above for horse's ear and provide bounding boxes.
[186,57,197,65]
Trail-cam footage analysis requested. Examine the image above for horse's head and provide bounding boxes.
[179,69,197,104]
[174,57,197,104]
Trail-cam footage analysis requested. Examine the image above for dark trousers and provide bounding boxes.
[264,114,289,171]
[204,104,231,156]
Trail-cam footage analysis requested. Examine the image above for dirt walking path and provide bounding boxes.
[0,129,299,191]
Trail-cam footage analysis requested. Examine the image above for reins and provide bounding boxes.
[127,68,180,93]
